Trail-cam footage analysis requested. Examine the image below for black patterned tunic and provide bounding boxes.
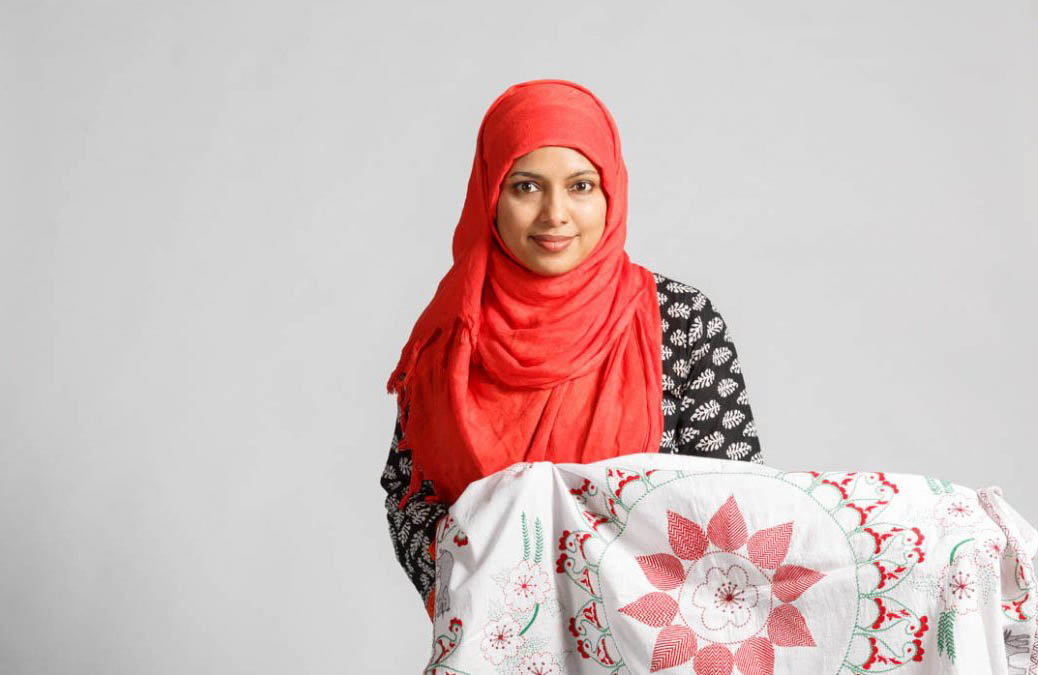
[379,270,764,618]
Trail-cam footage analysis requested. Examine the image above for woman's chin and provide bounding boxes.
[524,253,582,277]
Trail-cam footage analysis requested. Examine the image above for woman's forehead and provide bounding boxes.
[507,146,600,174]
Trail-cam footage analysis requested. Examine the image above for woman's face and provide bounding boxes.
[495,146,607,276]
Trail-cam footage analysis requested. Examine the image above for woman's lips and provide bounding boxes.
[531,234,575,252]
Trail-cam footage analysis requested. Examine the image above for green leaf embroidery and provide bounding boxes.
[925,475,955,495]
[937,610,956,662]
[521,512,530,560]
[534,517,544,564]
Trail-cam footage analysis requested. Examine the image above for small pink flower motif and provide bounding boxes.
[948,571,975,600]
[972,532,1005,568]
[519,650,562,674]
[480,613,523,665]
[691,564,760,630]
[940,563,979,615]
[505,560,551,611]
[933,494,982,528]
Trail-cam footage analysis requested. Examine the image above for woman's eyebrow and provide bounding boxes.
[508,169,599,179]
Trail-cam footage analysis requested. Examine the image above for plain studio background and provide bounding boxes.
[2,1,1036,673]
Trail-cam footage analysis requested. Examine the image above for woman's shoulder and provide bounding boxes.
[648,269,720,321]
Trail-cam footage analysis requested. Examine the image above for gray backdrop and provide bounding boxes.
[2,1,1035,673]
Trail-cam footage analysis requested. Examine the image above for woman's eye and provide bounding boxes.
[573,180,594,192]
[514,181,537,193]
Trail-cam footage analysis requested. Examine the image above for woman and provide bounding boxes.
[379,79,763,621]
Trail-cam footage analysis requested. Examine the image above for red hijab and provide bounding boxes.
[386,79,662,506]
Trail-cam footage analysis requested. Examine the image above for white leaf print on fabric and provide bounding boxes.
[711,346,733,366]
[680,427,700,444]
[688,316,703,343]
[408,532,431,558]
[722,409,746,430]
[689,369,716,390]
[692,400,721,421]
[690,343,711,362]
[661,374,677,392]
[696,431,725,452]
[409,502,434,523]
[727,441,753,460]
[717,378,740,397]
[667,302,692,319]
[706,316,725,338]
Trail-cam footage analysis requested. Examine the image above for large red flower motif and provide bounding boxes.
[617,496,824,674]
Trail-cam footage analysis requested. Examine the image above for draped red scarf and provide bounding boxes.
[386,79,662,506]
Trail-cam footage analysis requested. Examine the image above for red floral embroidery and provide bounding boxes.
[617,496,824,674]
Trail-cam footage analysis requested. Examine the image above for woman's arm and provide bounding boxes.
[379,405,448,621]
[659,281,763,462]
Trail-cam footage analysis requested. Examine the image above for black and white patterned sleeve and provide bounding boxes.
[379,403,449,619]
[658,278,763,463]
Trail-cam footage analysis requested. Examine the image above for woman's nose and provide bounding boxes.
[539,188,569,225]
